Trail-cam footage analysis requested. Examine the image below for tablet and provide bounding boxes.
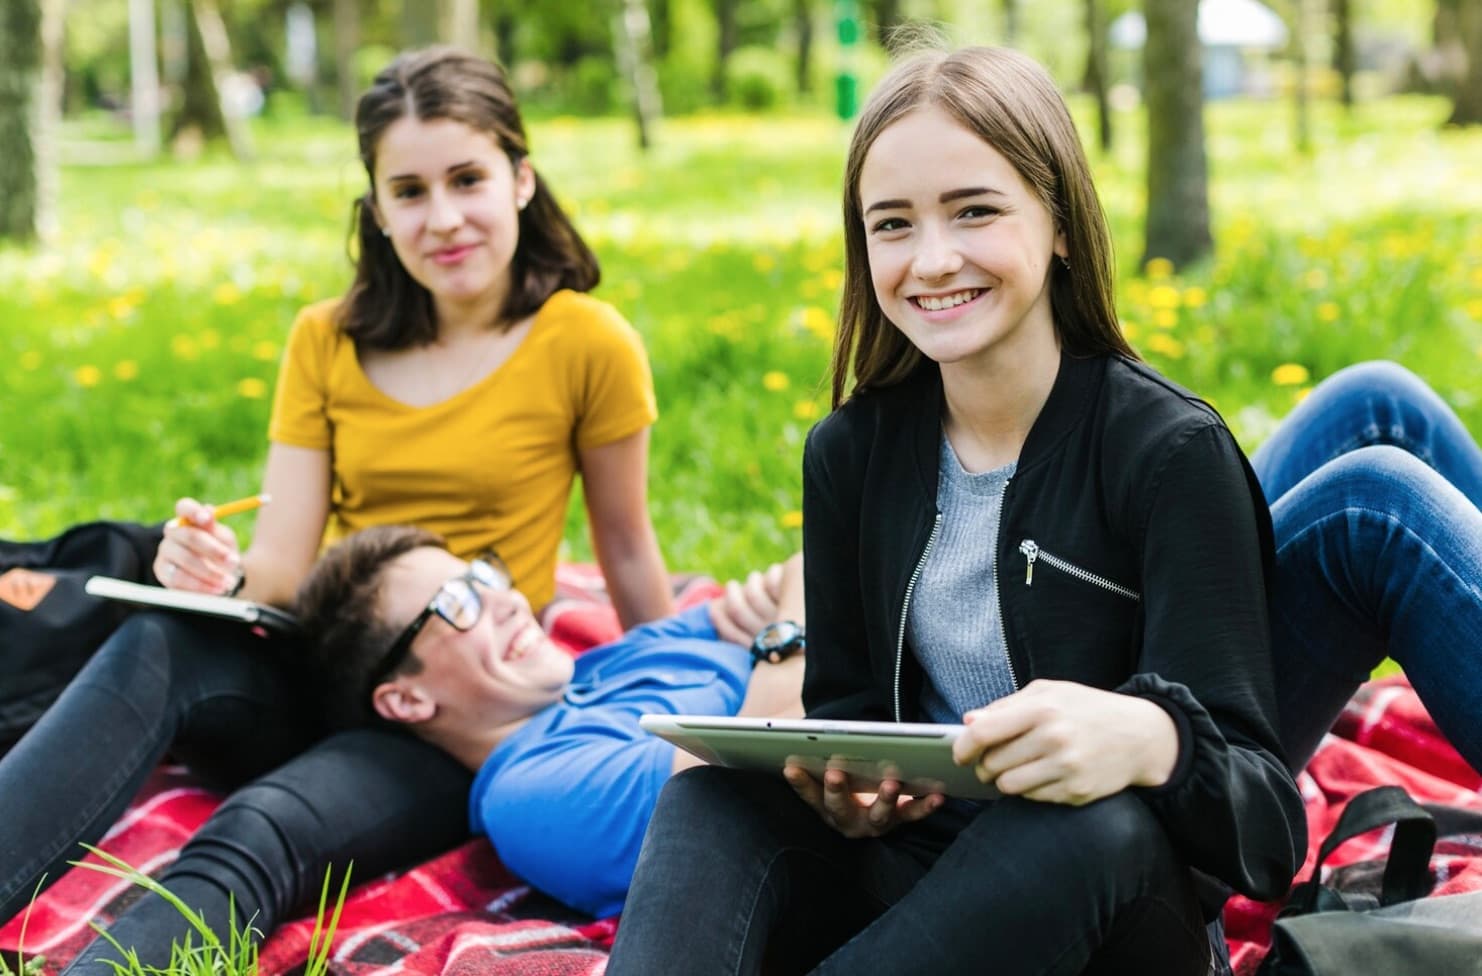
[639,714,999,800]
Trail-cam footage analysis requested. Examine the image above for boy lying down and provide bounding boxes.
[296,524,808,917]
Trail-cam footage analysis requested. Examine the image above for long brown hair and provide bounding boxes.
[832,46,1135,408]
[340,47,599,350]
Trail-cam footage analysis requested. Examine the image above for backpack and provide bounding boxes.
[0,520,164,748]
[1258,785,1482,975]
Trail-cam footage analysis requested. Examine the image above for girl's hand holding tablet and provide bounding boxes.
[952,679,1179,806]
[782,764,944,839]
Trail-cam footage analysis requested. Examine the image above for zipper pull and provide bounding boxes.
[1019,539,1038,586]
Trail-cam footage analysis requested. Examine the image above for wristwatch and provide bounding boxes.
[750,620,805,666]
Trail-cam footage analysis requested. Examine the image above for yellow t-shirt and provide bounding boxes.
[267,289,657,611]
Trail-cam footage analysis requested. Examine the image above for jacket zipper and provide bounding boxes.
[894,512,942,722]
[1017,540,1141,601]
[993,479,1019,691]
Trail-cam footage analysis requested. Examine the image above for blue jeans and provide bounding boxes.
[1254,361,1482,773]
[607,767,1210,976]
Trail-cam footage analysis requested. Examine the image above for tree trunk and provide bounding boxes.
[173,0,227,144]
[192,0,253,159]
[0,0,42,241]
[1446,0,1482,125]
[334,0,360,120]
[402,1,438,48]
[871,0,901,47]
[442,0,480,49]
[1141,0,1212,269]
[795,0,814,94]
[1291,0,1312,154]
[1332,0,1354,108]
[1083,0,1111,152]
[614,0,662,150]
[1001,0,1018,45]
[130,0,162,156]
[36,0,63,241]
[714,0,738,100]
[493,8,516,63]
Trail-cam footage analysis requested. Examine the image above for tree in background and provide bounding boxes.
[714,0,738,97]
[1082,0,1112,152]
[794,0,814,93]
[1442,0,1481,124]
[0,0,42,241]
[1333,0,1355,108]
[333,0,359,120]
[1141,0,1212,268]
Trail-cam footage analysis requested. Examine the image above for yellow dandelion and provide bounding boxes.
[1144,257,1175,280]
[821,269,844,291]
[1271,363,1310,387]
[762,371,790,392]
[171,335,200,360]
[1302,269,1328,290]
[1293,387,1313,404]
[201,330,221,350]
[1126,279,1148,305]
[1469,266,1482,289]
[800,306,834,341]
[1181,287,1207,309]
[1465,298,1482,321]
[252,340,279,361]
[780,510,804,530]
[1121,320,1141,341]
[113,360,139,381]
[1316,302,1340,323]
[236,377,268,399]
[74,365,103,388]
[212,283,242,306]
[753,253,777,273]
[1144,334,1185,359]
[87,250,114,279]
[794,400,820,421]
[1148,285,1181,310]
[20,350,43,370]
[1155,309,1178,329]
[107,296,137,320]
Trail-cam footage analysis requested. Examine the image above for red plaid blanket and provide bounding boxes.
[5,571,1481,974]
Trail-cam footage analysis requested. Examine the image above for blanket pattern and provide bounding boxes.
[5,569,1480,975]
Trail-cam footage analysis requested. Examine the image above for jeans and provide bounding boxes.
[1253,361,1482,773]
[607,767,1210,976]
[62,727,472,974]
[0,612,318,924]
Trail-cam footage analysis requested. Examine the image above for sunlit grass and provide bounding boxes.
[2,97,1479,580]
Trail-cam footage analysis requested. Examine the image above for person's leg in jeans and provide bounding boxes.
[609,767,1207,976]
[1251,360,1482,507]
[62,727,473,974]
[1266,445,1482,772]
[0,613,315,924]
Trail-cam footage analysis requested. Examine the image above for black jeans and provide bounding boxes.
[607,767,1211,976]
[1,612,318,924]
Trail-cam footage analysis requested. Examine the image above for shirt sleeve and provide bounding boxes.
[267,305,334,449]
[479,728,675,918]
[572,304,658,451]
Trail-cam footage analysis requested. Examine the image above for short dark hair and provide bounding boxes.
[340,46,600,350]
[296,525,445,729]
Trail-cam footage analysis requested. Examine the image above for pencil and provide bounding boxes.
[174,493,271,526]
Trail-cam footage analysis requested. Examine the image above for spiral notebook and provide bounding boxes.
[84,575,300,636]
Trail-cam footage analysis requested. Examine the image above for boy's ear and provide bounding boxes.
[372,678,436,725]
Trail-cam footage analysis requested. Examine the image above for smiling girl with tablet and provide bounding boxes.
[610,46,1306,976]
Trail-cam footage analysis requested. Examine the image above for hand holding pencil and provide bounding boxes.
[154,494,270,594]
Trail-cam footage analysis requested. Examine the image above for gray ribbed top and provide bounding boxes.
[909,434,1017,725]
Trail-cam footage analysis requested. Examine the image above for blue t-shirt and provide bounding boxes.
[469,604,752,918]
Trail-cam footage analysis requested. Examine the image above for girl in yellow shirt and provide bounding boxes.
[1,48,674,965]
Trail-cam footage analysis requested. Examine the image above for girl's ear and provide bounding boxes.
[1053,227,1069,262]
[372,678,436,724]
[514,157,536,210]
[366,194,389,236]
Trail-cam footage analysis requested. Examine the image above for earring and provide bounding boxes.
[380,226,390,238]
[1059,254,1071,271]
[517,196,530,211]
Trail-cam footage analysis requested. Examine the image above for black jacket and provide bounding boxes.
[801,351,1306,903]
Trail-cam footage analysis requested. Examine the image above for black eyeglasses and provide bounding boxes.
[365,554,513,694]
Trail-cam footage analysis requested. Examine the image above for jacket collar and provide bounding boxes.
[907,349,1107,495]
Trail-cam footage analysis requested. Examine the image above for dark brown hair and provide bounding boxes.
[832,46,1135,408]
[296,524,445,729]
[340,47,600,349]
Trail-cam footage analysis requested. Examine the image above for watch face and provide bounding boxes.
[757,621,802,651]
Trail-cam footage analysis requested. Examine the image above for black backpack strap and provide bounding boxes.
[1286,786,1436,916]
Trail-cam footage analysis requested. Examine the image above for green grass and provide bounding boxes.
[2,97,1480,581]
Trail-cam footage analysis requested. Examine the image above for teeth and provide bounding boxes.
[916,290,982,311]
[507,626,539,661]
